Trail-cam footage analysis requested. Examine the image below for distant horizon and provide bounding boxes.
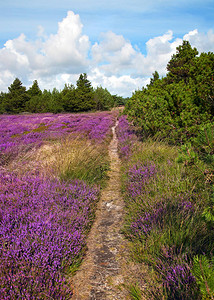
[0,1,213,97]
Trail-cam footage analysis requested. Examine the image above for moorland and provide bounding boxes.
[0,41,213,299]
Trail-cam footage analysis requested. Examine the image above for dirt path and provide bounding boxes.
[71,120,129,299]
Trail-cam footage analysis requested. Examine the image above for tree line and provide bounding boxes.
[0,73,127,114]
[125,41,214,144]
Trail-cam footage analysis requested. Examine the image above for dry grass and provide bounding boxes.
[31,137,109,186]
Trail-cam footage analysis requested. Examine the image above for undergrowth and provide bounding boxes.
[118,116,214,299]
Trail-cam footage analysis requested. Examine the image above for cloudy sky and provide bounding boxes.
[0,0,213,96]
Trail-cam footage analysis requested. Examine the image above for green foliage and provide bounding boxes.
[149,71,160,86]
[61,89,76,112]
[194,123,214,164]
[192,255,214,299]
[192,52,214,116]
[128,284,142,300]
[125,83,174,140]
[166,40,198,84]
[48,88,63,113]
[125,41,213,144]
[25,89,51,113]
[4,78,29,113]
[112,94,128,106]
[0,92,6,113]
[25,95,44,113]
[94,86,114,110]
[177,143,199,165]
[0,73,121,114]
[202,189,214,224]
[27,80,42,97]
[75,73,95,112]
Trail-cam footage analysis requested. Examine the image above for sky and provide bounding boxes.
[0,0,213,97]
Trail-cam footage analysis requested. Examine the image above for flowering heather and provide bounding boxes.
[155,250,198,299]
[116,115,137,159]
[0,111,115,165]
[126,163,157,199]
[163,264,196,298]
[129,206,165,240]
[0,172,99,299]
[124,161,199,298]
[128,197,195,242]
[118,115,207,298]
[0,110,118,298]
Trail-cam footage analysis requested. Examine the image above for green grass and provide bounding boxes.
[33,137,110,187]
[55,138,110,186]
[128,284,142,300]
[120,138,213,299]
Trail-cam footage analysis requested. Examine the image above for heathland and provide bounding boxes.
[0,41,213,299]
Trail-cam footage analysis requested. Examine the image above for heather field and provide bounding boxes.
[0,112,115,165]
[1,111,213,299]
[0,111,117,299]
[0,35,213,300]
[117,116,214,299]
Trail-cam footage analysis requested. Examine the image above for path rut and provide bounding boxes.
[71,120,129,299]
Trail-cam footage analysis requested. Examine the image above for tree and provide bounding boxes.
[61,84,77,112]
[149,71,160,86]
[75,73,95,112]
[94,86,114,111]
[166,41,198,84]
[192,52,214,116]
[0,92,6,113]
[27,80,42,97]
[25,80,43,113]
[61,83,75,97]
[125,41,213,144]
[112,94,127,106]
[47,88,63,113]
[5,78,29,113]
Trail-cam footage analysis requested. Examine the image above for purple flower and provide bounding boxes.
[0,172,100,298]
[116,115,137,159]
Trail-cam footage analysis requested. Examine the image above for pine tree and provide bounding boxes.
[5,78,29,113]
[166,41,198,84]
[94,86,114,111]
[28,80,42,97]
[75,73,95,112]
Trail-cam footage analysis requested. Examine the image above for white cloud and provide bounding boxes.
[37,25,46,38]
[0,10,213,96]
[136,30,182,76]
[1,35,30,71]
[90,30,183,79]
[34,73,79,92]
[43,11,90,71]
[183,29,214,53]
[90,28,214,95]
[91,31,137,75]
[89,68,149,97]
[0,11,90,91]
[0,70,15,91]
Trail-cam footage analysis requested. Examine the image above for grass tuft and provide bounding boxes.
[51,138,110,186]
[128,284,142,300]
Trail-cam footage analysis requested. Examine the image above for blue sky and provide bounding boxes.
[0,0,213,96]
